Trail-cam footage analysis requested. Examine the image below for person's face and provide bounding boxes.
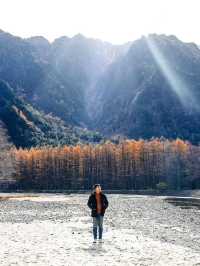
[95,186,101,193]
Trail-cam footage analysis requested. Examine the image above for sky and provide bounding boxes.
[0,0,199,44]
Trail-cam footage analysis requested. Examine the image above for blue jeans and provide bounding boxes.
[92,214,103,239]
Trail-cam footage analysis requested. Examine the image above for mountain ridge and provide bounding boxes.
[92,34,200,144]
[0,29,200,146]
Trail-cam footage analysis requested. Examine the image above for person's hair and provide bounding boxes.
[92,183,101,190]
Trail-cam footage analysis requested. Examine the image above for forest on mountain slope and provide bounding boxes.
[0,79,103,148]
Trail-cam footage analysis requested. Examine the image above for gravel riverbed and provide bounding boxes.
[0,193,200,266]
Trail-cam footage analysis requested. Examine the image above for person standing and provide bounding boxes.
[87,184,109,243]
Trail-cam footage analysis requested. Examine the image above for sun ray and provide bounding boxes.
[145,35,200,112]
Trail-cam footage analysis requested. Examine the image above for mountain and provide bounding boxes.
[0,30,87,126]
[0,30,129,127]
[0,80,103,148]
[92,34,200,144]
[0,29,200,146]
[27,33,131,120]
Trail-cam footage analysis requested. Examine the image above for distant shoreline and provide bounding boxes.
[0,189,200,198]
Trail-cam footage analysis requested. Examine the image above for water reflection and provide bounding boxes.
[165,197,200,210]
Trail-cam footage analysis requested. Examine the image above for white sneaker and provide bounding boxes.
[98,239,103,243]
[93,239,97,243]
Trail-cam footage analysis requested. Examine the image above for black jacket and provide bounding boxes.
[87,192,109,217]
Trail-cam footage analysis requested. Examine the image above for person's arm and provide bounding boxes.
[104,195,109,209]
[87,195,92,209]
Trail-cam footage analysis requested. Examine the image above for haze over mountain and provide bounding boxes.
[0,29,200,147]
[93,34,200,144]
